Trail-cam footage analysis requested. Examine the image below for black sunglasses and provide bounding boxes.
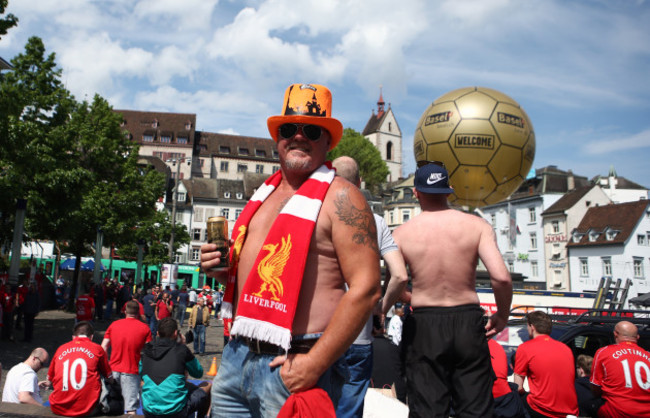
[417,160,446,168]
[278,123,323,141]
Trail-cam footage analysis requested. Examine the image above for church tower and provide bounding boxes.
[362,88,402,182]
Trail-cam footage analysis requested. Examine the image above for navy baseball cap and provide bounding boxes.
[414,162,454,194]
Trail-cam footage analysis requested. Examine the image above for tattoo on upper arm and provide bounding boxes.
[334,188,379,255]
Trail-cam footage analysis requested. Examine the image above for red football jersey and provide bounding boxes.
[514,336,578,418]
[591,341,650,418]
[104,317,151,374]
[76,295,95,321]
[48,337,112,417]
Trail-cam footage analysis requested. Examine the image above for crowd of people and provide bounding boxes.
[1,83,650,417]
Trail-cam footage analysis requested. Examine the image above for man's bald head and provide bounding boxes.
[614,321,639,343]
[332,156,361,187]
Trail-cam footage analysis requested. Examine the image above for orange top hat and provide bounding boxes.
[267,83,343,150]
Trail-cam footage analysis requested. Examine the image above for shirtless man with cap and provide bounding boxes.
[384,161,512,417]
[201,84,381,416]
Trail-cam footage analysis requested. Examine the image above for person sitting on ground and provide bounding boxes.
[488,339,527,418]
[589,321,650,418]
[140,317,211,418]
[574,354,596,416]
[45,321,112,417]
[514,311,578,418]
[1,347,49,405]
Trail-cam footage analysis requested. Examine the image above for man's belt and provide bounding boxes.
[243,337,318,355]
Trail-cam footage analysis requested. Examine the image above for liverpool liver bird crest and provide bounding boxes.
[253,235,292,301]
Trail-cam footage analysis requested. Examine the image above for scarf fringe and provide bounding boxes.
[231,316,292,351]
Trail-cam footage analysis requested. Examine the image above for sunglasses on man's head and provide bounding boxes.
[416,160,446,168]
[278,123,323,141]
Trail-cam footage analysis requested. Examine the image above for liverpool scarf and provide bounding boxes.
[220,163,335,351]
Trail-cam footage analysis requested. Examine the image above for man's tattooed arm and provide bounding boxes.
[334,188,379,256]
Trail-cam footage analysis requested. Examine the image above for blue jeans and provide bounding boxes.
[147,314,157,337]
[337,343,373,418]
[178,304,187,327]
[104,299,114,320]
[211,337,346,417]
[193,324,206,354]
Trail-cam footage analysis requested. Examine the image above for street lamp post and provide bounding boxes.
[167,157,191,264]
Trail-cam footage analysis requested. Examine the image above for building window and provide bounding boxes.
[221,208,230,219]
[238,147,249,156]
[634,257,644,278]
[235,209,242,219]
[220,161,229,172]
[256,164,264,174]
[237,164,247,173]
[389,211,394,225]
[272,150,279,159]
[160,135,171,143]
[256,149,266,157]
[402,210,411,223]
[272,166,280,173]
[507,261,514,273]
[552,220,559,233]
[490,214,496,228]
[602,257,612,277]
[224,192,231,199]
[531,261,538,278]
[236,193,243,199]
[192,228,201,240]
[177,192,186,202]
[177,136,188,144]
[386,141,393,161]
[219,146,230,154]
[638,234,647,246]
[530,232,537,250]
[580,258,589,277]
[143,134,154,142]
[529,207,536,223]
[191,247,200,261]
[194,207,204,222]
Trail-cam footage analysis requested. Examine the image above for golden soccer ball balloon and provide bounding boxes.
[414,87,535,207]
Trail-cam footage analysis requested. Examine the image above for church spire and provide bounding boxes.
[377,86,385,116]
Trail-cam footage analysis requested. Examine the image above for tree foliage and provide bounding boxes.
[0,36,170,297]
[0,0,17,40]
[327,128,390,193]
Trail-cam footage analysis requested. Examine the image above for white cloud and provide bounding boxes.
[584,129,650,155]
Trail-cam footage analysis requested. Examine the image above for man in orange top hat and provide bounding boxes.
[201,83,380,416]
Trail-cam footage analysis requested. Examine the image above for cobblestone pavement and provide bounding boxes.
[0,309,226,403]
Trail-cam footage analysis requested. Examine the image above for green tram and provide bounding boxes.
[25,256,216,290]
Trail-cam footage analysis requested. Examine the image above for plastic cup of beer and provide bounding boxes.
[207,216,229,269]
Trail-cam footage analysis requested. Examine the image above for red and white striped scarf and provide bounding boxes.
[221,163,335,350]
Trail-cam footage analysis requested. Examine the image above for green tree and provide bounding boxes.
[1,37,168,304]
[0,36,74,251]
[116,210,190,278]
[0,0,17,39]
[327,128,389,192]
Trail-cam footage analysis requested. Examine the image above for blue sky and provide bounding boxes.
[1,0,649,187]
